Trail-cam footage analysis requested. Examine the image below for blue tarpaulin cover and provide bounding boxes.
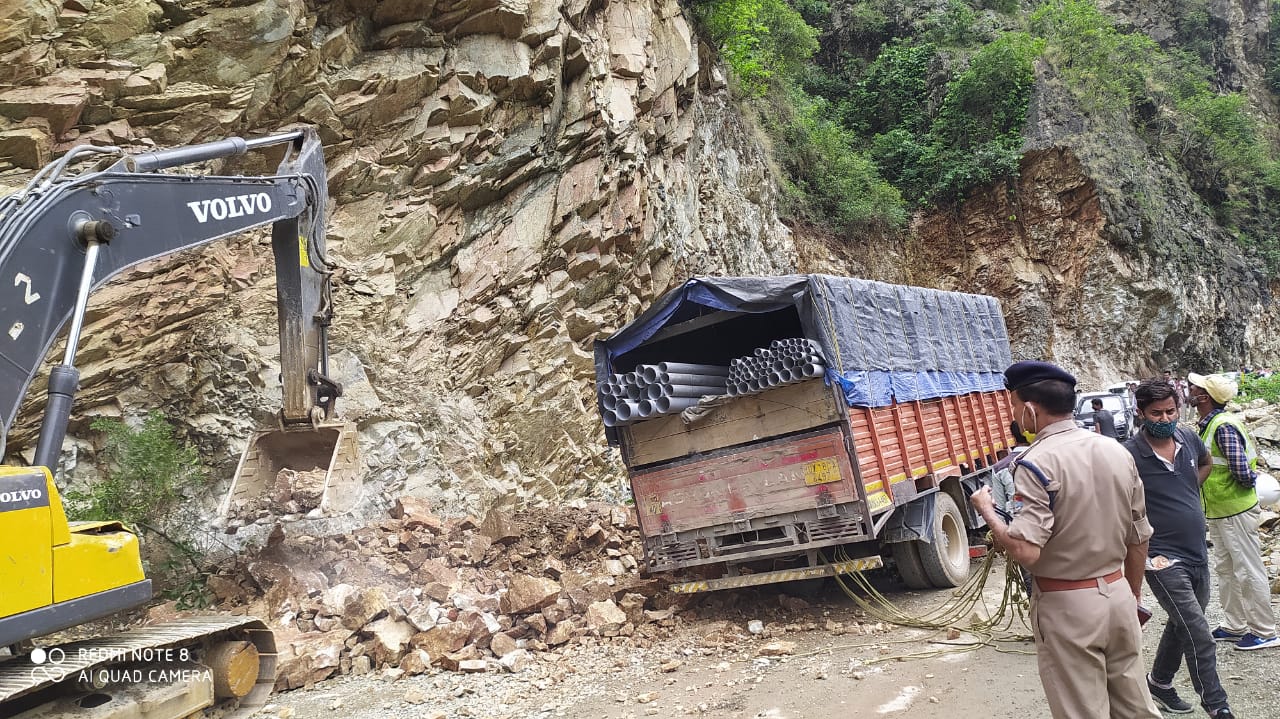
[593,275,1012,408]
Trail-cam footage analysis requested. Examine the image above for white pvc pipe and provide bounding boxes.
[660,372,726,387]
[640,365,662,383]
[654,396,701,414]
[615,401,641,421]
[601,393,619,410]
[663,384,727,398]
[801,363,824,377]
[657,362,729,376]
[637,399,655,418]
[625,385,643,400]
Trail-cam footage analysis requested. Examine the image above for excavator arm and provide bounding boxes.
[0,128,354,718]
[0,127,338,468]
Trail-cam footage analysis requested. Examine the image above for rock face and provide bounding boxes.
[2,0,1277,516]
[0,0,792,513]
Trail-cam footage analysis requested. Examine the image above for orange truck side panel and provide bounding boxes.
[849,390,1013,508]
[627,388,1014,548]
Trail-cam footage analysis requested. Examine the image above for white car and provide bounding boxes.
[1075,392,1131,439]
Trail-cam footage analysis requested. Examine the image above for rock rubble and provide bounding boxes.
[198,498,698,690]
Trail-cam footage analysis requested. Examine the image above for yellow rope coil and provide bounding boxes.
[823,545,1034,664]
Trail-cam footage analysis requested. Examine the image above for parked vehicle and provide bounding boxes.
[1075,391,1130,439]
[594,275,1016,593]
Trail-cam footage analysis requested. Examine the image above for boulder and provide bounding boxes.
[411,621,472,659]
[392,496,442,532]
[480,508,521,544]
[585,599,627,635]
[618,593,647,626]
[399,648,432,675]
[490,632,519,658]
[275,634,344,690]
[544,618,577,646]
[366,616,416,664]
[758,641,798,656]
[498,648,534,672]
[499,575,561,615]
[341,587,391,630]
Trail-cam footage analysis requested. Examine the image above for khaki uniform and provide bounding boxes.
[1007,419,1160,719]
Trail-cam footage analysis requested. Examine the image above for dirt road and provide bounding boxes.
[269,562,1278,718]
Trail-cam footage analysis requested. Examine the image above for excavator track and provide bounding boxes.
[0,616,276,718]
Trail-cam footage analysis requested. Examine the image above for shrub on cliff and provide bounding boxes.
[65,411,213,607]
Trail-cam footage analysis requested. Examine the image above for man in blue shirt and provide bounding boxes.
[1124,379,1232,718]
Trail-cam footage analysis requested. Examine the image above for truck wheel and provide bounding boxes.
[891,540,931,590]
[917,493,971,588]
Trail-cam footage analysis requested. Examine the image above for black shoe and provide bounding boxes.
[1210,709,1235,719]
[1146,676,1193,714]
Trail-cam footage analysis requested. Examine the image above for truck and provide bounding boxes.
[0,127,356,718]
[594,275,1015,593]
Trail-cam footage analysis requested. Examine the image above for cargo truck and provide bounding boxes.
[594,275,1015,593]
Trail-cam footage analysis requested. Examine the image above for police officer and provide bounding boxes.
[971,361,1160,719]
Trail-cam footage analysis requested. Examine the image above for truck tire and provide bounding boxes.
[891,540,931,590]
[917,492,971,588]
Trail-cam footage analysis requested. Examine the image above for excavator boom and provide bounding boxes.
[0,129,335,460]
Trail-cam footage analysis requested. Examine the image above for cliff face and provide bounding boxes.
[0,0,792,515]
[2,0,1277,516]
[799,0,1280,386]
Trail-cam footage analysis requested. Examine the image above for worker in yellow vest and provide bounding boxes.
[1186,372,1278,651]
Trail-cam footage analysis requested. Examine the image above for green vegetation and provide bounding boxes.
[1030,0,1280,269]
[1239,374,1280,404]
[690,0,1280,267]
[65,412,213,608]
[691,0,819,96]
[1029,0,1154,113]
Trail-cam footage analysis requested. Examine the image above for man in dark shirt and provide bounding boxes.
[1124,379,1233,718]
[1092,398,1118,439]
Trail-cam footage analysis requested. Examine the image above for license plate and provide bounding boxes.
[804,458,841,486]
[866,491,892,512]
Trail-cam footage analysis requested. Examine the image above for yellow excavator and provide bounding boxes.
[0,127,358,717]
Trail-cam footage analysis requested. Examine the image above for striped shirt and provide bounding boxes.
[1197,408,1256,487]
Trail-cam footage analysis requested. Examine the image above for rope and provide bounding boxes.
[821,541,1034,664]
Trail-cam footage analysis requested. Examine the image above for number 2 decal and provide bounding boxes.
[14,273,40,305]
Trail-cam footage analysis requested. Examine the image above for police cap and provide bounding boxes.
[1003,360,1077,391]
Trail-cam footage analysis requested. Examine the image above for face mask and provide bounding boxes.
[1145,419,1178,439]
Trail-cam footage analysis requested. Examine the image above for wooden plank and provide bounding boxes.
[623,379,842,466]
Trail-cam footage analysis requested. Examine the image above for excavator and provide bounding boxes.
[0,127,359,717]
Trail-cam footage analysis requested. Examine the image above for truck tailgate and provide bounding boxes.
[633,428,867,569]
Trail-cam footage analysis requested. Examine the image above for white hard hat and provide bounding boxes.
[1257,472,1280,508]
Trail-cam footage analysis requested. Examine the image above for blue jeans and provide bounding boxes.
[1145,561,1229,712]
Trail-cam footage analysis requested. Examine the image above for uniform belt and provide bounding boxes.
[1035,569,1124,592]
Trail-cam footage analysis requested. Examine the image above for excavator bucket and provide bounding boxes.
[219,421,361,521]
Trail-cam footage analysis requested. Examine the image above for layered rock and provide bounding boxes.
[0,0,792,513]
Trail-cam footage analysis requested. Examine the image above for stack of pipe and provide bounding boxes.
[598,362,729,426]
[726,338,826,397]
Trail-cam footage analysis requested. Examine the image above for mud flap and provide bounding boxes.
[879,492,937,544]
[218,421,360,520]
